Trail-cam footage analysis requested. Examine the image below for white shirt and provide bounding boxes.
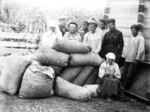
[41,31,58,48]
[125,34,145,62]
[98,61,121,79]
[64,32,82,42]
[83,30,105,53]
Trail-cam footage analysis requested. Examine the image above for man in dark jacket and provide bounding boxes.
[99,19,124,66]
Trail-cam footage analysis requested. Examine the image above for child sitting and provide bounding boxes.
[97,52,121,102]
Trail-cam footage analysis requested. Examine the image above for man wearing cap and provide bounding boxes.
[58,15,68,36]
[100,18,124,66]
[64,22,82,42]
[96,19,108,34]
[83,19,103,53]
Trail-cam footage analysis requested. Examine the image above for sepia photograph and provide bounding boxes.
[0,0,149,112]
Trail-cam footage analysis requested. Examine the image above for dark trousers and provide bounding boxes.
[121,62,138,90]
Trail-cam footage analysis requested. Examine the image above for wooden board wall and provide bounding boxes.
[109,0,139,58]
[143,0,150,63]
[109,0,150,64]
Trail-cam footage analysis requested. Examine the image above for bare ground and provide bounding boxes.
[0,91,149,112]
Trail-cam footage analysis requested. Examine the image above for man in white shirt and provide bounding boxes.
[83,20,102,53]
[121,24,145,89]
[64,22,82,42]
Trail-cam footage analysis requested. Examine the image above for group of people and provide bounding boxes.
[43,16,145,102]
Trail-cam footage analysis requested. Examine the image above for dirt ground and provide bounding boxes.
[0,91,149,112]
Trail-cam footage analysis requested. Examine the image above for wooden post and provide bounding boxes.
[103,0,110,27]
[137,0,145,30]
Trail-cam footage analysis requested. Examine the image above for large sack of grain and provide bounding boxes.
[0,56,8,76]
[19,63,55,99]
[85,68,98,84]
[50,65,63,75]
[73,66,94,86]
[60,67,82,82]
[52,39,91,54]
[70,53,103,66]
[55,77,91,101]
[83,85,99,97]
[0,55,30,95]
[34,46,69,67]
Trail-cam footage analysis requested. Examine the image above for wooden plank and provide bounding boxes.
[0,32,38,39]
[0,41,38,48]
[128,63,150,101]
[125,90,149,102]
[0,47,31,55]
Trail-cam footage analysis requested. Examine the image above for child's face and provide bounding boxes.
[107,58,114,65]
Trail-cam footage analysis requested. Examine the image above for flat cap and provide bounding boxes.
[108,18,115,24]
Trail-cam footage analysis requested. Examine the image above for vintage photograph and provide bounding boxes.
[0,0,149,112]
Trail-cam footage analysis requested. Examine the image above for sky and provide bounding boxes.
[7,0,106,10]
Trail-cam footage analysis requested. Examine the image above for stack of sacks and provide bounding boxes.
[0,54,55,99]
[32,39,103,100]
[34,45,70,76]
[51,39,103,100]
[51,39,103,85]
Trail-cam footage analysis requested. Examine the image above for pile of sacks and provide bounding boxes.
[0,55,55,99]
[35,39,103,100]
[0,39,103,101]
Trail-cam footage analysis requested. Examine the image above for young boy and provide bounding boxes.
[121,24,145,89]
[97,52,121,102]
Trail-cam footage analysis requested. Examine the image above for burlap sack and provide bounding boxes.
[50,65,63,75]
[0,56,7,76]
[73,66,94,86]
[83,84,99,97]
[55,77,91,101]
[70,53,103,66]
[0,55,30,95]
[85,68,98,84]
[60,67,82,82]
[34,46,69,67]
[52,39,90,54]
[19,63,55,99]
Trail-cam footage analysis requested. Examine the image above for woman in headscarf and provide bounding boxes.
[97,52,121,102]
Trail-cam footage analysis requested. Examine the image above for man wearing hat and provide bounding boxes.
[83,19,103,53]
[99,18,124,66]
[58,15,68,36]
